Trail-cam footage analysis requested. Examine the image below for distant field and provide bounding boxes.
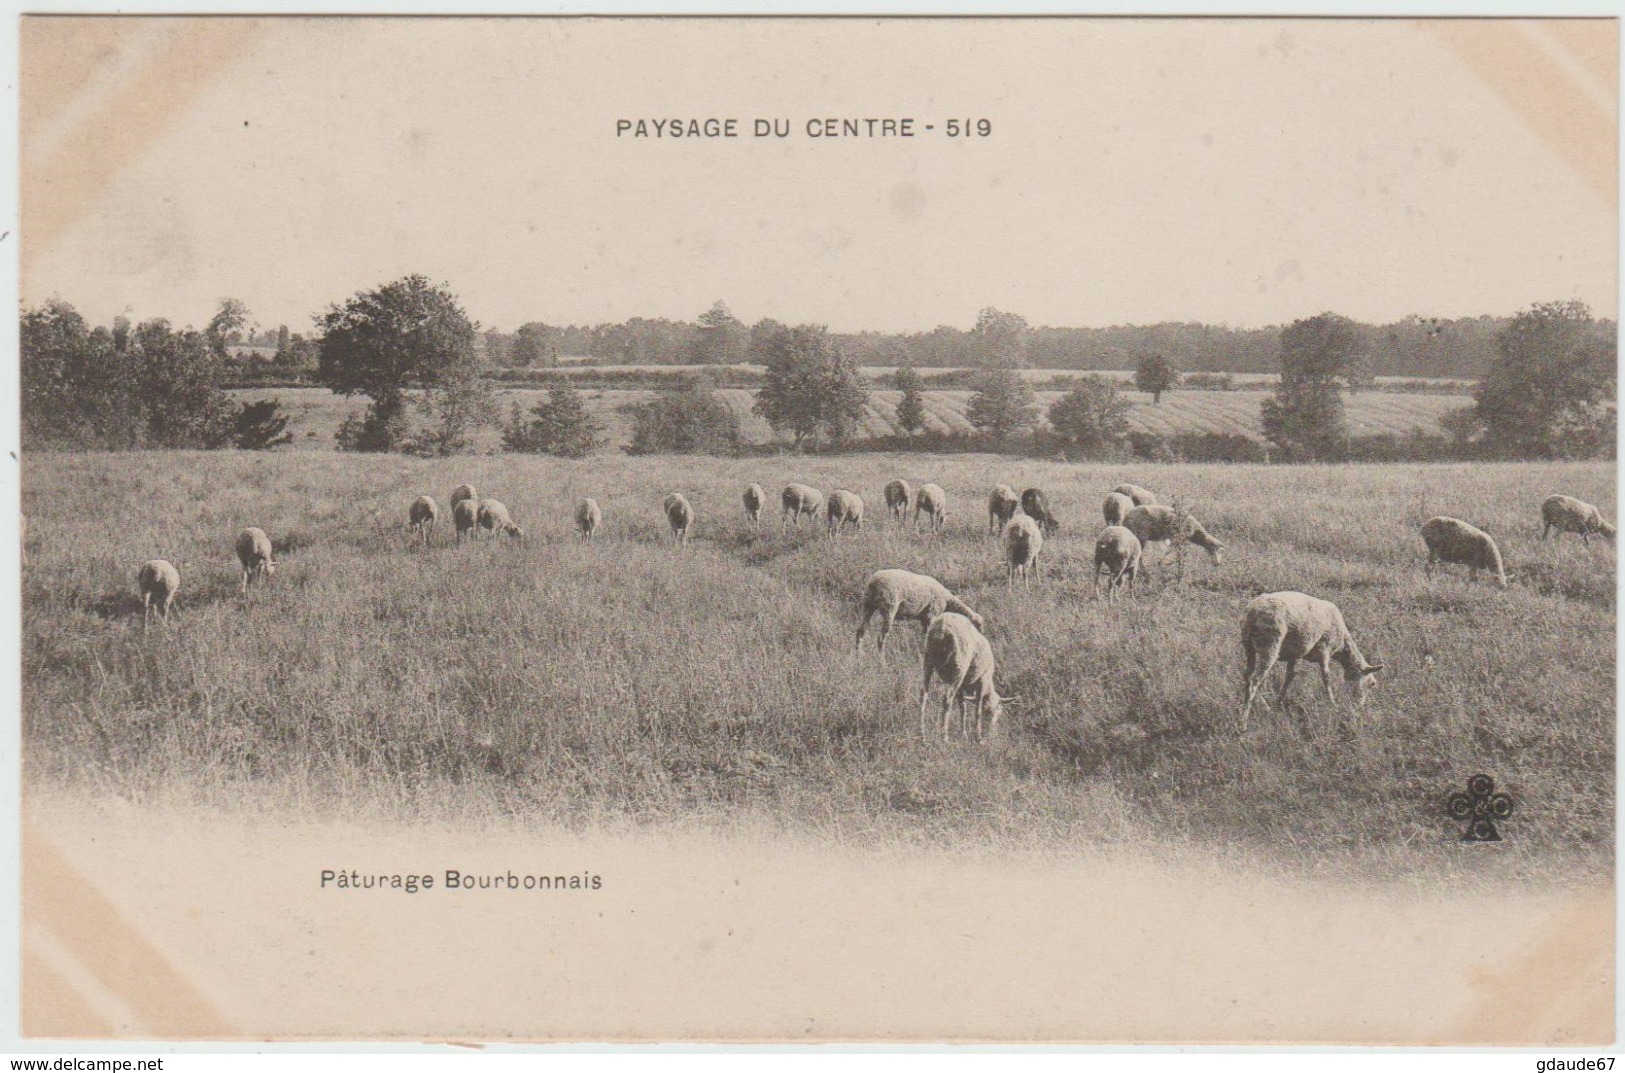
[21,451,1614,882]
[242,386,1472,452]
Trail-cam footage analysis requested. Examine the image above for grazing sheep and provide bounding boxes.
[1002,514,1044,587]
[1541,494,1615,543]
[855,568,984,654]
[478,499,524,540]
[914,483,948,532]
[826,489,864,535]
[665,492,694,545]
[575,498,602,541]
[743,484,766,527]
[453,498,478,544]
[987,485,1020,534]
[781,483,824,529]
[885,479,913,524]
[1020,487,1060,534]
[235,526,276,593]
[137,559,180,626]
[1093,525,1141,602]
[450,484,478,511]
[1422,516,1511,587]
[1114,483,1158,506]
[409,495,438,547]
[1240,591,1383,729]
[919,612,1013,742]
[1103,491,1134,527]
[1123,504,1224,565]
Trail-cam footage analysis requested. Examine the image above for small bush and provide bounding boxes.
[625,378,741,456]
[502,385,605,458]
[335,403,409,452]
[231,398,294,450]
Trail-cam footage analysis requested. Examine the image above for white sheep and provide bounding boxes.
[453,498,479,544]
[137,559,180,626]
[885,479,913,524]
[575,498,601,541]
[236,526,276,593]
[1020,487,1060,534]
[1123,504,1224,565]
[855,568,984,654]
[781,483,824,529]
[743,484,766,528]
[1541,494,1615,544]
[919,612,1013,742]
[665,492,694,545]
[450,484,478,511]
[914,482,948,532]
[478,499,524,540]
[987,485,1020,534]
[1102,491,1134,527]
[409,495,438,547]
[1422,516,1511,587]
[1240,591,1383,729]
[1093,525,1141,602]
[826,489,864,535]
[1002,514,1043,587]
[1114,483,1158,506]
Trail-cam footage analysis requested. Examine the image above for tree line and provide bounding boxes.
[484,302,1565,380]
[20,278,1615,461]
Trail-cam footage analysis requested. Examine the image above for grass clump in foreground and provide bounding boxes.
[21,451,1614,883]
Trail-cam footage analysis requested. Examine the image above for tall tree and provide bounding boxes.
[206,298,253,355]
[970,307,1030,369]
[1260,312,1366,460]
[1474,300,1616,458]
[893,364,927,437]
[752,325,869,449]
[966,366,1038,443]
[316,275,480,451]
[20,300,140,449]
[1134,352,1181,404]
[131,319,236,448]
[688,300,748,365]
[1049,375,1132,455]
[512,323,558,367]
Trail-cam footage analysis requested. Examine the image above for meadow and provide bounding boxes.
[21,450,1614,885]
[239,386,1472,454]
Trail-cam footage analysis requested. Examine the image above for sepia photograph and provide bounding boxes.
[15,13,1617,1044]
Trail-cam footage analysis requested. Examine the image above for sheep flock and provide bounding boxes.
[100,470,1609,742]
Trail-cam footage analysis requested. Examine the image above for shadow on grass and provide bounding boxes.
[1514,558,1615,610]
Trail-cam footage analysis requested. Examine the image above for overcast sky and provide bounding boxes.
[22,17,1618,335]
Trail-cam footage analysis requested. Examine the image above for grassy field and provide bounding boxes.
[240,386,1472,453]
[21,451,1613,883]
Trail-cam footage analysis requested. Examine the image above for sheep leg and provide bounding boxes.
[143,595,152,629]
[940,673,965,741]
[1240,645,1274,728]
[1317,651,1336,706]
[240,569,250,595]
[1276,660,1298,708]
[919,662,936,739]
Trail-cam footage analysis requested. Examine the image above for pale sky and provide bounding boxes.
[22,17,1619,334]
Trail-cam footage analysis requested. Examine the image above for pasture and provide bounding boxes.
[21,452,1614,883]
[238,385,1472,453]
